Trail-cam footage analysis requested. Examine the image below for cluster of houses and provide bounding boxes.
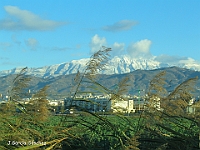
[0,92,199,114]
[37,94,200,114]
[55,93,153,114]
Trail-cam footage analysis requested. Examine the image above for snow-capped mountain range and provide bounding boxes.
[1,55,200,78]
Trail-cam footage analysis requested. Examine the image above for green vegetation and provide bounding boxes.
[0,46,200,149]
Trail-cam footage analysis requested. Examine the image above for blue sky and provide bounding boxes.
[0,0,199,71]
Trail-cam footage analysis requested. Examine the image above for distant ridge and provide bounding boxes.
[0,66,199,99]
[0,55,200,78]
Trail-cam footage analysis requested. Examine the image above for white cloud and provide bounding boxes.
[90,34,107,53]
[25,38,38,50]
[113,42,125,51]
[127,39,152,58]
[178,57,197,64]
[111,42,125,56]
[0,6,66,31]
[154,55,200,67]
[102,20,137,32]
[89,35,152,58]
[154,55,185,63]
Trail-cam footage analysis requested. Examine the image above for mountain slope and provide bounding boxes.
[0,67,199,99]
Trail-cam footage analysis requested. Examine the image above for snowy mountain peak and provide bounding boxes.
[0,55,200,78]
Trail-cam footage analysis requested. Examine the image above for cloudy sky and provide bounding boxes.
[0,0,199,71]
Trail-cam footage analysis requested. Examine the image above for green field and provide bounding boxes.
[1,110,200,150]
